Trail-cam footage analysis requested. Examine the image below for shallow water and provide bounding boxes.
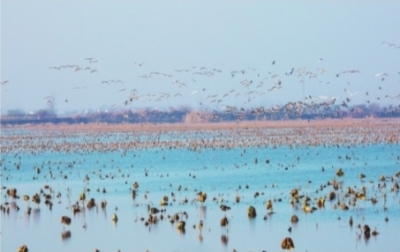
[1,127,400,252]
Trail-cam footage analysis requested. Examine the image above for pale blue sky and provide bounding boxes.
[1,1,399,115]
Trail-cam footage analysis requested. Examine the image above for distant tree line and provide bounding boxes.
[1,103,400,125]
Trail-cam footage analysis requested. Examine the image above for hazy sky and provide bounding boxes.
[1,1,399,115]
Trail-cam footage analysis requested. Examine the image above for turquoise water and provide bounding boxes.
[1,128,400,252]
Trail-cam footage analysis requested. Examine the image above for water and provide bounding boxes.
[1,124,400,252]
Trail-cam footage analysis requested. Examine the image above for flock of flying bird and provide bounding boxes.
[1,41,399,117]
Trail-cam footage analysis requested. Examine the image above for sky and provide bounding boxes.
[1,1,399,115]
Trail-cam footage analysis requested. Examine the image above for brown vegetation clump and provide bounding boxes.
[176,221,186,233]
[18,245,28,252]
[281,237,295,250]
[87,198,96,209]
[7,188,18,198]
[248,206,257,218]
[198,192,207,203]
[61,216,71,227]
[220,217,229,227]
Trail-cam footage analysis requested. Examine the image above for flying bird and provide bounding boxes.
[375,73,388,77]
[344,89,358,97]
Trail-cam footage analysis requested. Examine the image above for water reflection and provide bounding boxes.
[24,207,31,228]
[32,208,41,223]
[9,201,19,210]
[61,230,71,241]
[221,234,228,245]
[199,205,207,218]
[177,228,185,235]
